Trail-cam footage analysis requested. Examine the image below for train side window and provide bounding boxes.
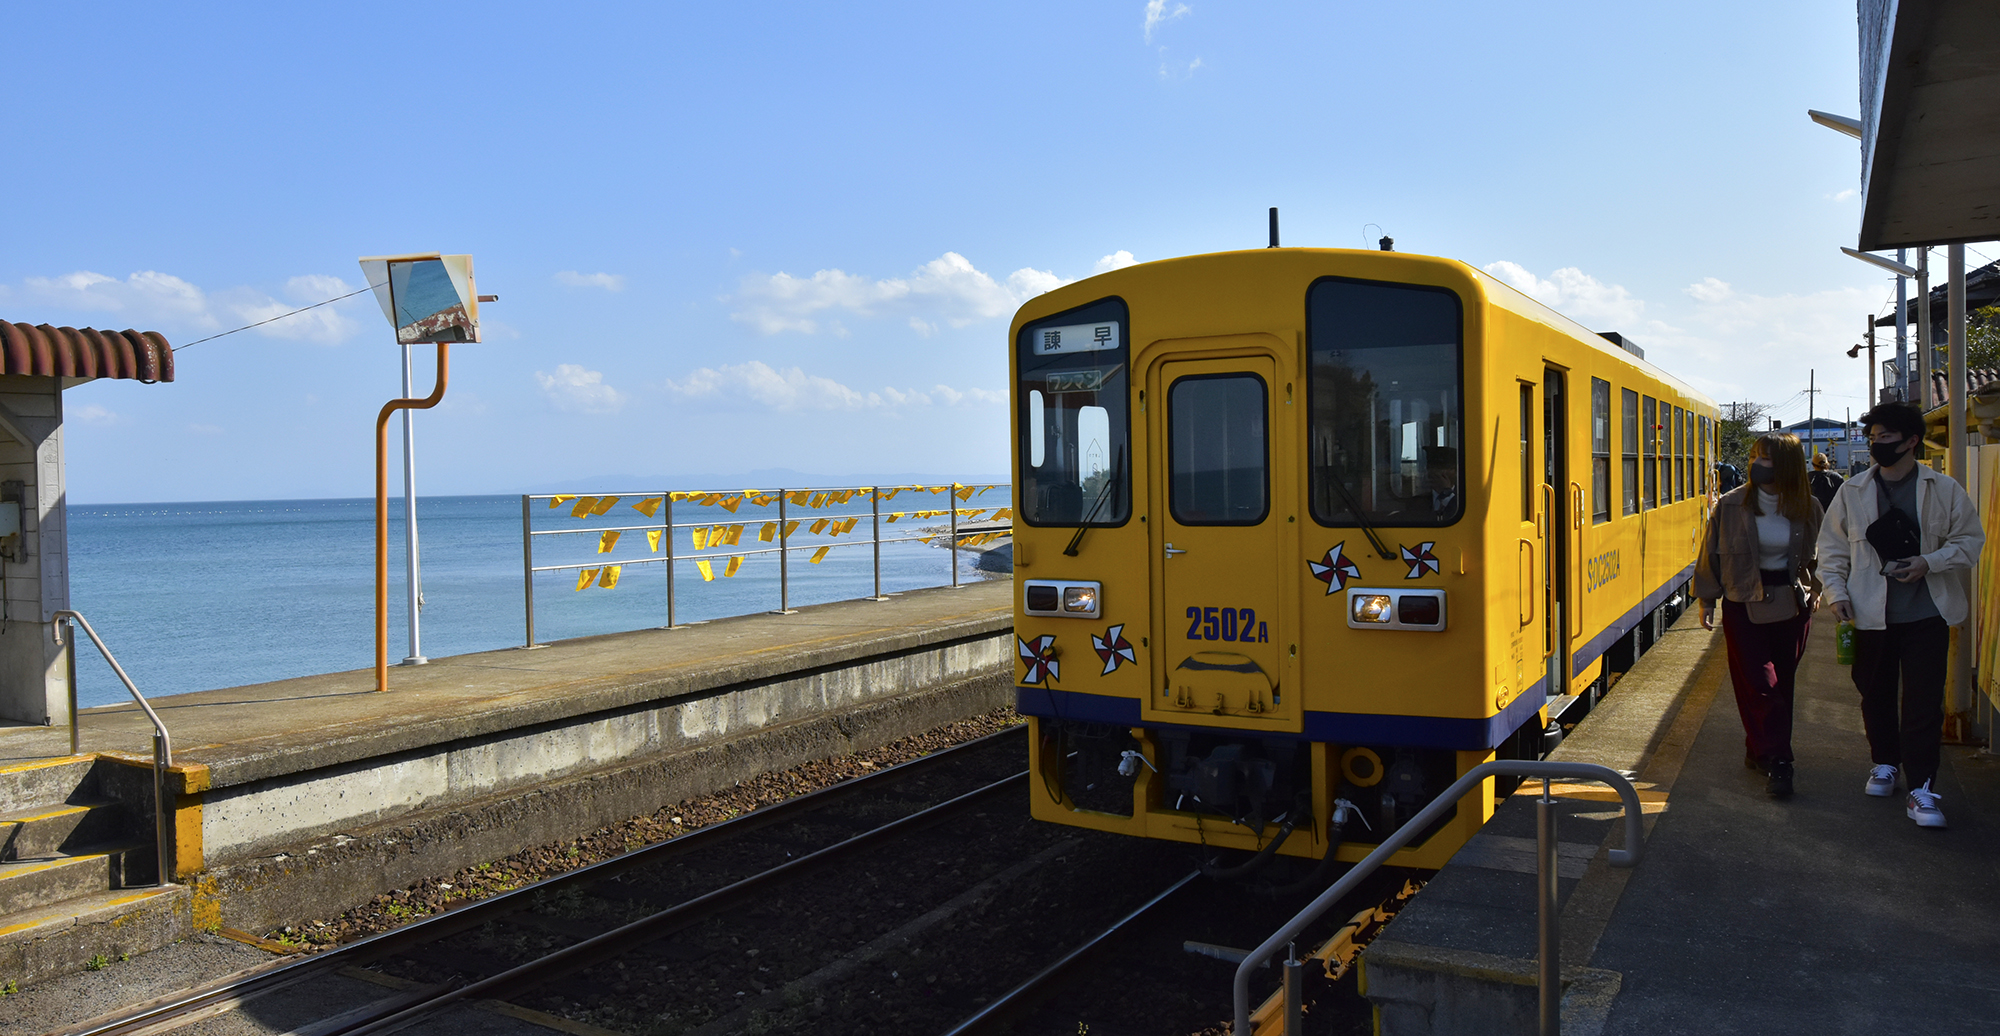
[1679,407,1691,501]
[1642,395,1658,510]
[1169,374,1268,525]
[1590,378,1610,523]
[1700,415,1711,492]
[1671,407,1683,501]
[1016,297,1131,527]
[1305,277,1463,528]
[1622,389,1639,516]
[1521,384,1535,522]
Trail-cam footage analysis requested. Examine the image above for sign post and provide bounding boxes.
[357,253,487,691]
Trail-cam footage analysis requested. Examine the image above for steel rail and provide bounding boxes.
[66,724,1028,1036]
[939,869,1201,1036]
[338,771,1029,1036]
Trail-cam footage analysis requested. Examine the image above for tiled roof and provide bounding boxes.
[0,323,173,383]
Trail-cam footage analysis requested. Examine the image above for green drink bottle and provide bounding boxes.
[1836,621,1856,666]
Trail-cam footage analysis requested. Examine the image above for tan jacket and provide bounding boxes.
[1693,485,1823,607]
[1817,463,1984,629]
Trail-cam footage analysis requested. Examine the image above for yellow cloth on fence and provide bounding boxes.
[724,525,743,546]
[956,487,973,501]
[881,489,901,501]
[550,495,576,508]
[570,496,598,518]
[576,568,600,590]
[784,520,799,539]
[841,517,858,534]
[790,491,811,505]
[691,527,709,550]
[601,565,622,589]
[699,492,722,506]
[719,497,742,513]
[963,509,987,521]
[724,556,742,577]
[976,485,991,497]
[759,522,776,542]
[810,518,829,535]
[885,513,901,523]
[631,497,663,518]
[993,508,1012,521]
[598,530,621,553]
[591,496,620,515]
[809,546,830,564]
[809,492,828,509]
[696,559,715,581]
[646,529,662,552]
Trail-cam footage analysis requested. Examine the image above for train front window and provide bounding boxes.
[1306,278,1464,528]
[1017,298,1130,526]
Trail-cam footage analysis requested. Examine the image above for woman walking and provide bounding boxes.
[1695,432,1823,797]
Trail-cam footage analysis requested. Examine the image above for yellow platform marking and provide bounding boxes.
[1,804,92,825]
[0,755,91,777]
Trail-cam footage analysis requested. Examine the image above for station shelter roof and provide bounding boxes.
[0,323,174,383]
[1858,0,2000,249]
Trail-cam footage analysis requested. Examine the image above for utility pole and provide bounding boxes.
[1918,248,1933,410]
[1865,318,1877,406]
[1896,248,1909,401]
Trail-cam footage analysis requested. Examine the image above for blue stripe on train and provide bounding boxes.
[1568,562,1695,679]
[1014,677,1548,752]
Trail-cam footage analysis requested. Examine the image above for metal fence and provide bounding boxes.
[519,483,1011,647]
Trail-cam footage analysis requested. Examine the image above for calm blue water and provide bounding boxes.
[66,489,1010,709]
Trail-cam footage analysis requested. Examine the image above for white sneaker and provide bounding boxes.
[1906,782,1947,829]
[1865,764,1898,797]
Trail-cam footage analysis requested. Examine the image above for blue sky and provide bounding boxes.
[0,2,1936,503]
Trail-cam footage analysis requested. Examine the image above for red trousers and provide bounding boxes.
[1720,599,1811,764]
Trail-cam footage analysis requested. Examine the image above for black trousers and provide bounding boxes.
[1849,617,1949,790]
[1720,600,1809,764]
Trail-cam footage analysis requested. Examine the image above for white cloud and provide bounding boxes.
[1143,0,1190,42]
[1484,260,1883,412]
[71,404,121,425]
[1483,261,1647,330]
[665,360,1004,412]
[13,269,365,344]
[731,252,1070,335]
[554,270,626,291]
[1094,250,1139,274]
[1829,188,1857,202]
[535,364,627,414]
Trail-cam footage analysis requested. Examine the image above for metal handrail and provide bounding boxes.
[520,483,1011,646]
[55,609,176,889]
[1232,760,1642,1036]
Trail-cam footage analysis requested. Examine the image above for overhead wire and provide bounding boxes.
[172,282,385,352]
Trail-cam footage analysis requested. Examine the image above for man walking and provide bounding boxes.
[1819,402,1984,828]
[1809,452,1845,511]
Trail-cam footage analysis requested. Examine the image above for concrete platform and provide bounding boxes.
[0,580,1013,948]
[1363,610,2000,1034]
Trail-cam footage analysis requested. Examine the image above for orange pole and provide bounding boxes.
[376,343,450,691]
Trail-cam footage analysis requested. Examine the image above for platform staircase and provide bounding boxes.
[0,755,191,987]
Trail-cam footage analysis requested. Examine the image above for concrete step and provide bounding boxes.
[0,847,152,916]
[0,800,129,861]
[0,757,94,816]
[0,884,191,988]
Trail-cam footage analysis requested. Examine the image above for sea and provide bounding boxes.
[65,489,1011,710]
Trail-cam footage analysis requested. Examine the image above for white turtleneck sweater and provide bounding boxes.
[1755,489,1789,571]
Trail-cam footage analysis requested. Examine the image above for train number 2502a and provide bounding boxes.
[1184,606,1269,643]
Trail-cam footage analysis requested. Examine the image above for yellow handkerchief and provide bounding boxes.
[571,496,598,518]
[646,529,662,552]
[759,522,776,542]
[691,527,709,550]
[591,496,620,515]
[724,556,742,577]
[550,495,576,508]
[809,546,831,564]
[598,530,621,553]
[576,568,600,590]
[631,497,663,518]
[600,565,622,588]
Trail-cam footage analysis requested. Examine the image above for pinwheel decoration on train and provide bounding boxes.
[1018,635,1060,685]
[1401,541,1442,579]
[1307,542,1363,594]
[1091,624,1136,676]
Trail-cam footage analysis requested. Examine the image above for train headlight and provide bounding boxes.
[1023,579,1101,618]
[1346,588,1448,631]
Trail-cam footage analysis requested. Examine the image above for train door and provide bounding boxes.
[1542,369,1572,696]
[1147,354,1291,725]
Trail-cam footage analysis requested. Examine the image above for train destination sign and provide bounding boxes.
[1032,321,1120,356]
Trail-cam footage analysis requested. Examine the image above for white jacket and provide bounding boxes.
[1817,463,1984,629]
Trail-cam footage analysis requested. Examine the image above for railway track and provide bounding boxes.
[57,722,1406,1036]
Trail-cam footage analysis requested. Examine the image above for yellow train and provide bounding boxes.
[1010,245,1715,871]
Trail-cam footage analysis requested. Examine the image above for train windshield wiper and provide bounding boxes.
[1325,458,1394,559]
[1063,445,1125,557]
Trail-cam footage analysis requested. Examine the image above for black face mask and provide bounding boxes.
[1870,440,1910,467]
[1749,462,1776,485]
